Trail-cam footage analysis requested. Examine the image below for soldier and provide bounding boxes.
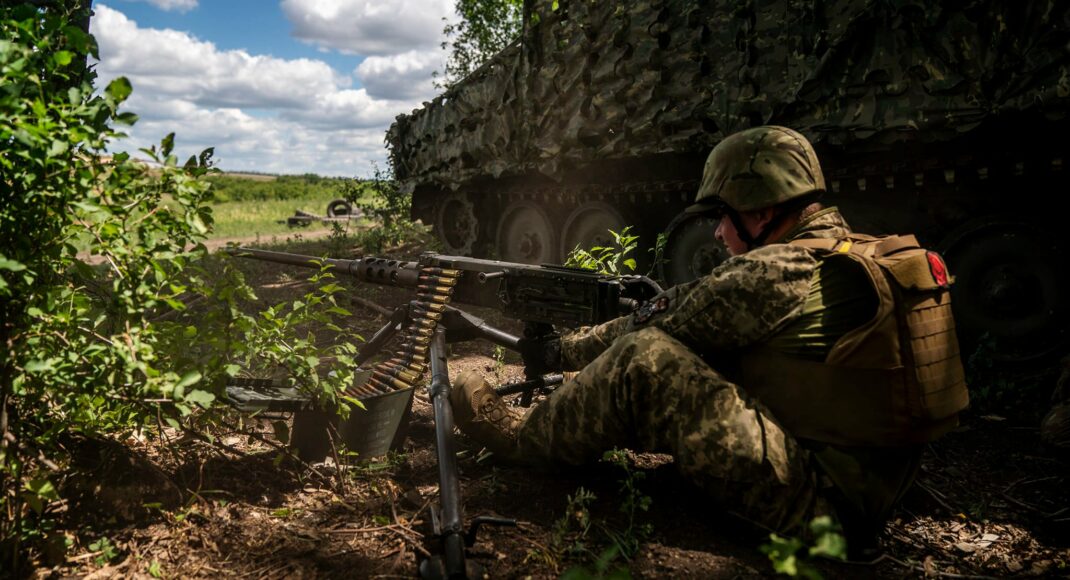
[450,126,969,558]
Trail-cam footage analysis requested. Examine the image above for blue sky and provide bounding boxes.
[91,0,456,176]
[105,0,367,74]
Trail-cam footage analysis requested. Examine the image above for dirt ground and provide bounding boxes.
[26,240,1070,579]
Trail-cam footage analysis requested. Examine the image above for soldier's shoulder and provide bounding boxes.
[702,243,818,285]
[727,243,818,270]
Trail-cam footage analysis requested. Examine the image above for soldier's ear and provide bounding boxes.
[750,207,777,231]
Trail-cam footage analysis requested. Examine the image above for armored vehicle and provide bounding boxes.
[387,0,1070,363]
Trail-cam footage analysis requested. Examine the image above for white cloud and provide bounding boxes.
[280,0,454,56]
[124,0,198,13]
[90,4,444,176]
[93,6,342,110]
[357,50,444,100]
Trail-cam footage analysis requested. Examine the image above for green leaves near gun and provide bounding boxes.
[565,227,640,276]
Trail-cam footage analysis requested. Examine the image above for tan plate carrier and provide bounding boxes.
[741,234,970,447]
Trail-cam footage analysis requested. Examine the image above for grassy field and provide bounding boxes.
[208,191,349,239]
[205,174,373,240]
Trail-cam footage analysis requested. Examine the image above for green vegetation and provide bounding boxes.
[965,335,1055,419]
[205,173,347,203]
[208,193,348,239]
[527,450,652,578]
[0,4,361,571]
[203,174,378,240]
[339,165,429,254]
[759,516,847,579]
[437,0,523,89]
[564,227,640,275]
[1,2,213,565]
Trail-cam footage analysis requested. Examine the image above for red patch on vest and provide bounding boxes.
[927,251,949,287]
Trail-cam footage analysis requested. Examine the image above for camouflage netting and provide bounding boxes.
[387,0,1070,191]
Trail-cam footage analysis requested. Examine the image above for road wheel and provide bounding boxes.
[433,191,479,255]
[559,202,629,262]
[495,200,557,264]
[658,212,728,287]
[939,219,1068,364]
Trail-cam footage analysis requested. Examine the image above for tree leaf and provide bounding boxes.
[105,77,132,103]
[25,478,59,500]
[160,133,175,157]
[25,359,56,372]
[115,112,139,126]
[184,389,215,409]
[53,50,73,66]
[175,371,202,390]
[0,257,26,272]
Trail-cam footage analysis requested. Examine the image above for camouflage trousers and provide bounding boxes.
[513,327,824,533]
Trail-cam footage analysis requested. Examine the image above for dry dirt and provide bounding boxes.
[25,240,1070,580]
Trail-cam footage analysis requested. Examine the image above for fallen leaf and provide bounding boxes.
[923,555,936,576]
[955,542,977,553]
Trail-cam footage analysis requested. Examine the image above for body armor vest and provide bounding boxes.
[740,234,969,447]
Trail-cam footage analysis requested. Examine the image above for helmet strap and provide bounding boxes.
[727,192,823,250]
[723,209,758,250]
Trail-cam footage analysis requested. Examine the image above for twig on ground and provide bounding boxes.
[1004,475,1060,493]
[384,526,430,558]
[328,425,347,495]
[66,550,103,563]
[1000,491,1066,519]
[915,480,958,513]
[350,295,393,317]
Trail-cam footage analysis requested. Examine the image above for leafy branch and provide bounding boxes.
[564,227,640,276]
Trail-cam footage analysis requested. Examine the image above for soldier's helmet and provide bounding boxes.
[687,126,825,213]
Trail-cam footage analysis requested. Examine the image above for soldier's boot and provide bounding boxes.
[450,370,522,456]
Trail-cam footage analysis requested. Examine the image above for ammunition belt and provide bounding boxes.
[345,266,462,399]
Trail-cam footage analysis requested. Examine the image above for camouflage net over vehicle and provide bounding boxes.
[388,0,1069,191]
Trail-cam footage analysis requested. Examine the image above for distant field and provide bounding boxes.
[207,193,345,239]
[221,172,277,182]
[204,173,375,240]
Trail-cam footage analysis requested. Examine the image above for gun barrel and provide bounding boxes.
[229,247,421,287]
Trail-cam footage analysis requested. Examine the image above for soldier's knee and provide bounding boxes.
[616,326,678,351]
[621,326,690,358]
[608,326,699,375]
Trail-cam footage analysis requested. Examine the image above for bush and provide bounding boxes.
[0,2,221,565]
[341,165,428,253]
[0,4,360,570]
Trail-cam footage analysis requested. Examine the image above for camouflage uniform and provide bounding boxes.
[460,207,919,536]
[452,127,938,546]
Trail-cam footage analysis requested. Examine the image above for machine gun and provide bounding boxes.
[228,247,662,579]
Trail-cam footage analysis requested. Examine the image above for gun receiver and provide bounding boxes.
[229,247,660,327]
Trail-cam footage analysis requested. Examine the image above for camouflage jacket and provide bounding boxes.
[560,207,853,369]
